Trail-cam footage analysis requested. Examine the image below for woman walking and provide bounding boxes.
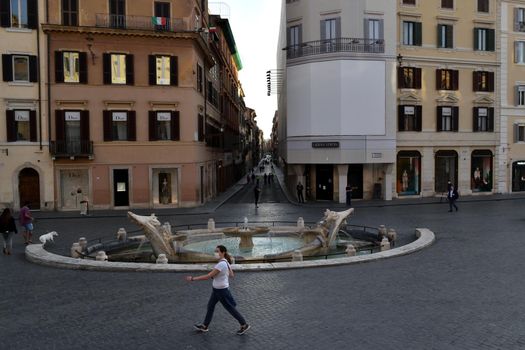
[0,208,17,255]
[186,245,251,335]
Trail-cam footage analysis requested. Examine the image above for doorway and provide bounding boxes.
[19,168,40,210]
[316,165,333,200]
[113,169,129,207]
[347,164,364,199]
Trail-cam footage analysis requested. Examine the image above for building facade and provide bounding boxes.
[279,0,397,202]
[0,0,54,211]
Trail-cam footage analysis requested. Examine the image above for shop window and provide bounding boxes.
[512,161,525,192]
[471,150,493,192]
[435,150,458,193]
[397,151,421,195]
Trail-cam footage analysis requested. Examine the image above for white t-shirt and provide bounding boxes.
[212,259,230,289]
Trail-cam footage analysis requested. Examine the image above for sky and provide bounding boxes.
[209,0,282,139]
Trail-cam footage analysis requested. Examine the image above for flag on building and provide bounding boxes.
[208,26,218,33]
[152,17,167,26]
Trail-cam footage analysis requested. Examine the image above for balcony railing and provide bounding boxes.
[286,38,385,59]
[50,140,93,158]
[95,14,189,32]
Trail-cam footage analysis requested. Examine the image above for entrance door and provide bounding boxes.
[113,169,129,207]
[19,168,40,210]
[347,164,364,199]
[316,165,333,200]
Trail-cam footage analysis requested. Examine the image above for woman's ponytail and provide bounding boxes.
[217,245,232,264]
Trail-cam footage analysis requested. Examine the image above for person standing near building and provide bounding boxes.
[447,185,459,212]
[187,245,251,335]
[254,180,261,208]
[19,201,33,245]
[296,182,305,203]
[0,208,17,255]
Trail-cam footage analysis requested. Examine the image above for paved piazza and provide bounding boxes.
[2,180,525,349]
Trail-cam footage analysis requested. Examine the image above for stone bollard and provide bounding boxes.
[156,254,169,264]
[380,237,391,251]
[71,243,81,258]
[96,251,108,261]
[78,237,88,251]
[297,217,305,229]
[345,244,357,257]
[378,225,387,241]
[208,218,215,231]
[116,228,127,241]
[387,228,397,246]
[292,250,303,262]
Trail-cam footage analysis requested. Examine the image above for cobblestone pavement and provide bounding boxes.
[2,180,525,349]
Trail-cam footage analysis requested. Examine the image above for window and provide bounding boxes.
[471,150,493,192]
[402,0,416,5]
[436,69,458,90]
[197,64,203,93]
[473,107,494,132]
[478,0,489,13]
[398,67,421,89]
[474,28,495,51]
[367,19,381,40]
[515,8,525,32]
[103,111,136,141]
[154,1,170,30]
[398,105,422,131]
[62,0,78,26]
[323,18,337,40]
[397,151,421,195]
[438,24,453,48]
[441,0,453,9]
[0,0,37,28]
[288,25,300,46]
[156,56,170,85]
[149,111,180,141]
[55,51,87,84]
[403,21,422,46]
[54,110,90,155]
[2,54,38,83]
[435,150,458,192]
[515,124,525,142]
[63,52,79,83]
[517,85,525,106]
[109,0,126,28]
[103,53,133,85]
[13,55,29,82]
[437,106,459,132]
[148,55,178,86]
[473,71,494,92]
[6,109,36,142]
[515,41,525,63]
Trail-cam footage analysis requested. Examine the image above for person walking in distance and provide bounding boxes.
[187,245,251,335]
[447,184,459,212]
[19,201,33,245]
[254,180,261,208]
[0,208,17,255]
[296,182,305,203]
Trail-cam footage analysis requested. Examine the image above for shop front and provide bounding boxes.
[512,161,525,192]
[471,150,493,192]
[435,150,458,193]
[396,151,421,196]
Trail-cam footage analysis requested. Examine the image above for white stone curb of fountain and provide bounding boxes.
[25,228,435,272]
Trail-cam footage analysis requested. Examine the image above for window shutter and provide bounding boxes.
[415,68,422,89]
[125,54,134,85]
[5,110,15,142]
[170,56,178,86]
[474,28,479,50]
[437,106,443,131]
[446,25,453,48]
[487,29,495,51]
[27,0,38,29]
[398,105,405,131]
[488,107,494,132]
[379,19,384,40]
[473,71,479,91]
[127,111,136,141]
[149,111,156,141]
[79,52,88,84]
[335,17,341,39]
[103,53,111,84]
[148,55,156,85]
[415,106,422,131]
[473,107,479,132]
[516,85,520,106]
[452,70,459,90]
[488,72,494,92]
[171,111,180,141]
[0,0,10,27]
[514,124,519,143]
[397,67,403,89]
[80,110,90,141]
[298,24,303,44]
[55,110,65,141]
[103,110,112,141]
[515,8,520,32]
[29,56,38,82]
[515,42,520,63]
[452,106,459,131]
[55,51,64,83]
[437,24,442,47]
[320,20,326,40]
[414,22,422,46]
[29,110,37,141]
[436,69,442,90]
[363,19,370,40]
[2,54,12,82]
[286,26,291,46]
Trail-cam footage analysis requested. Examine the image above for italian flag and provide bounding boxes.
[152,17,167,26]
[208,27,217,33]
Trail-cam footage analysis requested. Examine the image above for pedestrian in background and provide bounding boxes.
[187,245,251,335]
[296,182,305,203]
[447,184,459,212]
[264,173,268,184]
[254,180,261,208]
[0,208,17,255]
[19,201,33,245]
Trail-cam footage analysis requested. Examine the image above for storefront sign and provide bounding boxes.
[312,142,340,148]
[65,111,81,121]
[157,112,171,121]
[404,106,415,115]
[112,112,127,121]
[442,107,452,116]
[14,111,29,121]
[478,108,488,117]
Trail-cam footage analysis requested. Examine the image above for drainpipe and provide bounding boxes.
[37,11,42,150]
[45,0,51,149]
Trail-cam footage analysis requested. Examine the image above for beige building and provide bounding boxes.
[396,0,499,197]
[0,0,54,211]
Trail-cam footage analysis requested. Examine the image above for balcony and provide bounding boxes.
[286,38,385,59]
[50,140,93,159]
[95,14,190,32]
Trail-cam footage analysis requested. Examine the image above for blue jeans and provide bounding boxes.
[203,288,246,326]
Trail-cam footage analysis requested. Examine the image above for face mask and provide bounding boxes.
[214,252,220,259]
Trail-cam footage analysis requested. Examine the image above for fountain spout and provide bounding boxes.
[127,212,176,259]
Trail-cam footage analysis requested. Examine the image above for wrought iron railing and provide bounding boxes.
[50,140,93,158]
[95,13,189,32]
[286,38,385,59]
